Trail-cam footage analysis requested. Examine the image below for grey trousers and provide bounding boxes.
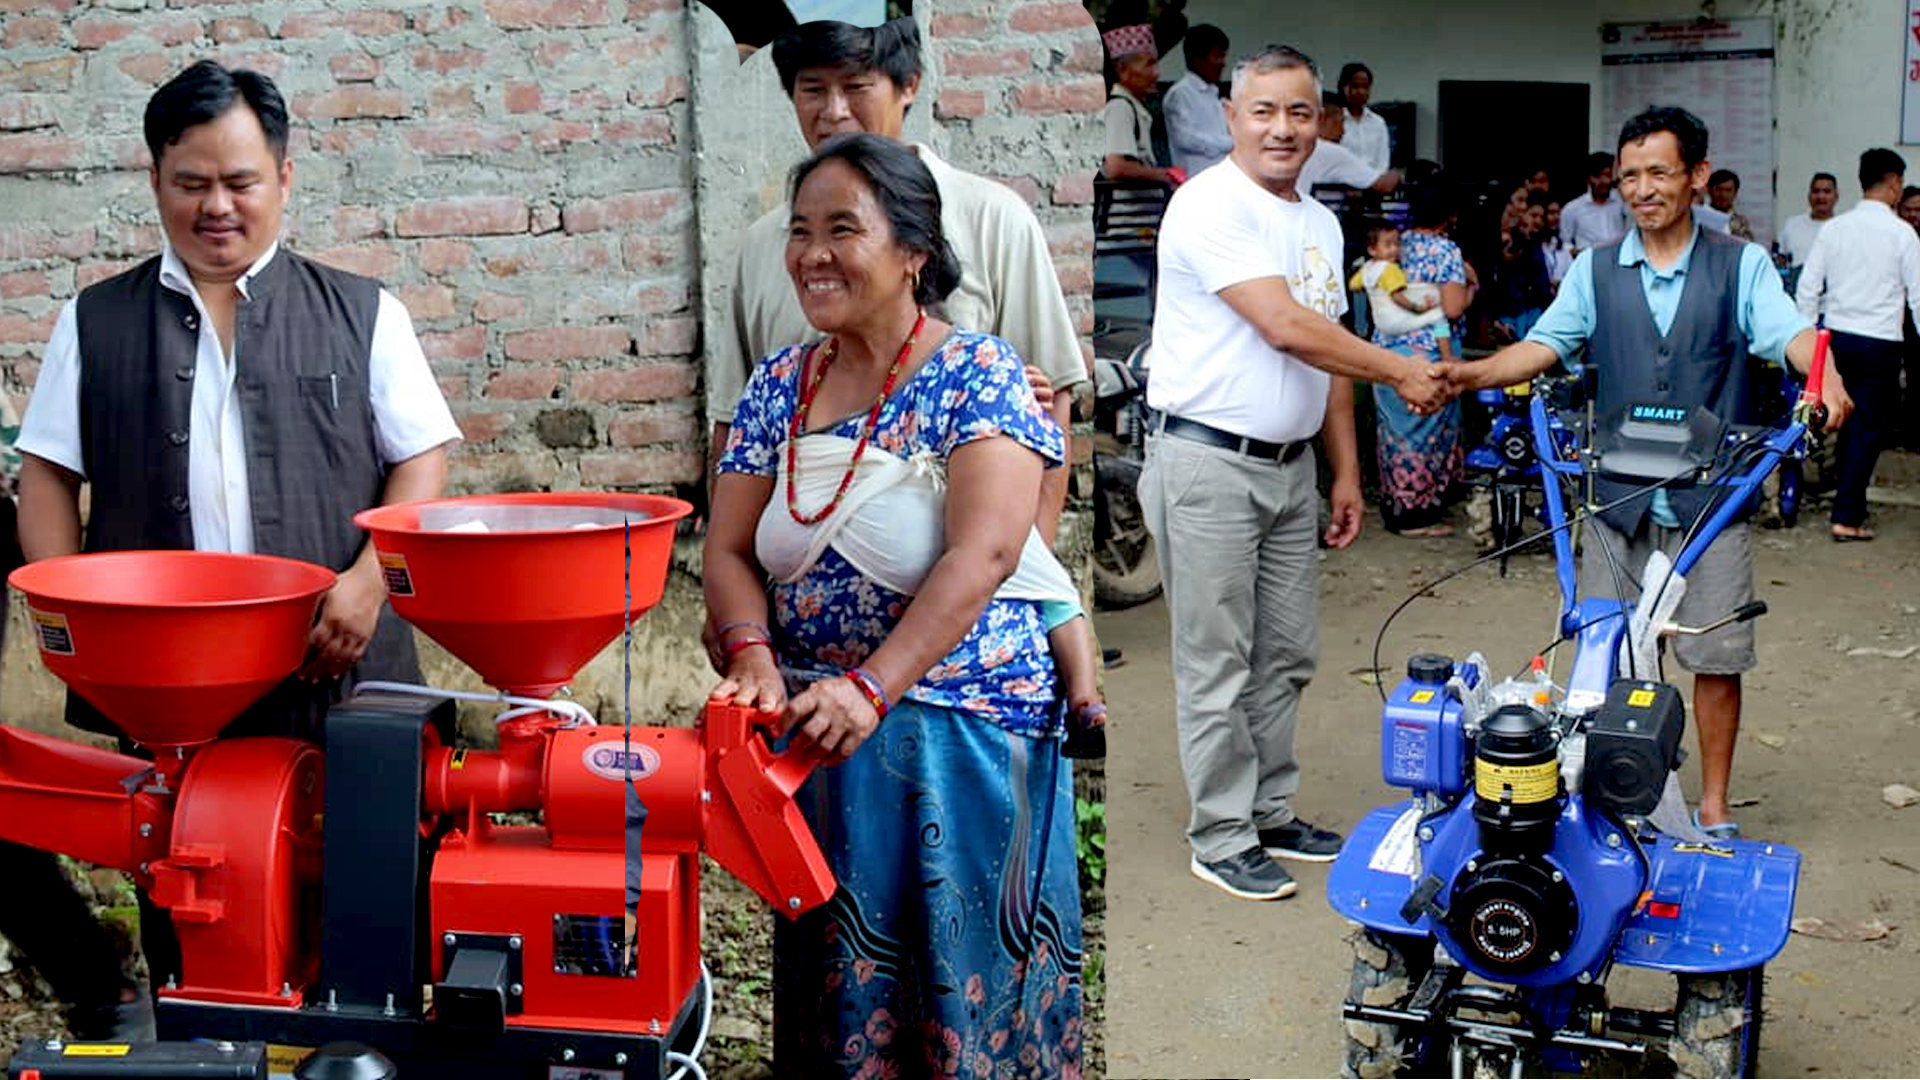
[1141,432,1320,862]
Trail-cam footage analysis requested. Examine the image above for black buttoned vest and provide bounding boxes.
[1589,227,1761,535]
[69,248,421,740]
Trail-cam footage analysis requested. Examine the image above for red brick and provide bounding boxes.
[414,46,488,76]
[0,0,74,11]
[634,284,688,315]
[76,259,141,289]
[405,124,523,157]
[1015,79,1104,115]
[449,449,560,493]
[598,114,672,146]
[454,407,514,444]
[421,326,487,361]
[211,16,267,43]
[333,205,384,242]
[531,121,593,152]
[503,325,630,363]
[503,82,545,114]
[109,137,150,170]
[483,0,610,30]
[621,235,677,271]
[73,14,200,48]
[580,448,701,487]
[280,10,407,37]
[3,17,60,48]
[566,88,619,111]
[0,225,95,261]
[530,205,561,235]
[299,87,409,122]
[1,270,49,300]
[473,292,527,323]
[213,51,289,79]
[638,317,696,357]
[1053,172,1096,205]
[399,284,456,321]
[397,197,528,238]
[532,41,573,68]
[1008,2,1093,32]
[608,408,699,448]
[0,134,83,173]
[0,56,80,92]
[561,191,684,234]
[931,12,991,37]
[483,236,617,278]
[606,33,667,65]
[329,52,382,83]
[118,54,177,86]
[95,222,160,257]
[436,374,469,401]
[10,359,41,388]
[571,364,694,403]
[1054,257,1092,295]
[1067,39,1104,74]
[427,85,479,119]
[944,49,1029,78]
[628,75,689,108]
[935,90,987,120]
[413,7,472,34]
[419,239,474,275]
[0,94,58,131]
[313,127,379,156]
[624,0,678,14]
[1044,221,1094,258]
[484,366,561,400]
[310,243,402,281]
[0,311,57,345]
[994,175,1041,205]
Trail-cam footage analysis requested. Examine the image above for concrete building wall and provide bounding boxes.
[0,0,1101,729]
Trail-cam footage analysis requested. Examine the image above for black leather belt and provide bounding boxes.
[1156,414,1308,463]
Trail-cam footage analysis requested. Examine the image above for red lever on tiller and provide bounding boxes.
[1796,327,1831,428]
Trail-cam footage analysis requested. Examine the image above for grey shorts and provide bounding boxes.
[1577,517,1757,675]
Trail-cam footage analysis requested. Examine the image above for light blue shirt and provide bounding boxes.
[1525,221,1811,525]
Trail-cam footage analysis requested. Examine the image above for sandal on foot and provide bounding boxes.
[1831,526,1875,542]
[1692,808,1741,841]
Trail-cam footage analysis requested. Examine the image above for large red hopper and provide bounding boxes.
[354,494,692,698]
[7,552,337,752]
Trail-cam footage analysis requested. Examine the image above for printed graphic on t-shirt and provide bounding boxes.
[1293,243,1343,320]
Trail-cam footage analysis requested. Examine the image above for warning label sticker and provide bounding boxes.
[29,608,74,655]
[378,552,414,596]
[267,1044,314,1079]
[1368,804,1424,877]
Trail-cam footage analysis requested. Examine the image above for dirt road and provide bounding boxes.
[1100,452,1920,1079]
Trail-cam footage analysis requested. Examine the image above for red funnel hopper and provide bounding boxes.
[354,494,692,697]
[7,552,337,752]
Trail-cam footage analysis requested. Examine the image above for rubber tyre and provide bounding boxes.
[1093,455,1162,610]
[1671,966,1763,1079]
[1340,927,1436,1079]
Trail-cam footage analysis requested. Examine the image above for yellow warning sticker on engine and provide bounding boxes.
[267,1043,315,1079]
[378,551,414,596]
[1410,690,1436,704]
[1476,760,1559,804]
[29,607,74,656]
[63,1044,131,1056]
[1627,688,1657,708]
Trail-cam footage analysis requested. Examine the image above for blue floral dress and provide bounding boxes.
[721,329,1086,1080]
[1373,229,1466,531]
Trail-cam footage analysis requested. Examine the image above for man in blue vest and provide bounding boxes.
[1442,106,1851,838]
[11,60,459,1011]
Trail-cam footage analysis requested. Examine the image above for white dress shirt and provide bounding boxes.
[1794,198,1920,342]
[1299,140,1381,196]
[18,242,461,553]
[1161,72,1232,175]
[1693,203,1732,235]
[1336,107,1390,173]
[1559,191,1628,252]
[1776,212,1828,267]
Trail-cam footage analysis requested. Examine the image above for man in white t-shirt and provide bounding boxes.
[1143,44,1450,902]
[1300,90,1398,196]
[1333,61,1390,172]
[1776,171,1838,268]
[1559,151,1627,255]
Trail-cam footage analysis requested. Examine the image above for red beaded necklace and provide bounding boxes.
[786,307,927,525]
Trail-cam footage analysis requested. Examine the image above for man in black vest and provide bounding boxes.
[1442,107,1851,839]
[11,61,459,1006]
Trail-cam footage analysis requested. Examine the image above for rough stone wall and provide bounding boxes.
[0,0,1100,730]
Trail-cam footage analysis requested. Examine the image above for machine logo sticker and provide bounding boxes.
[378,552,414,596]
[582,742,661,782]
[28,607,74,655]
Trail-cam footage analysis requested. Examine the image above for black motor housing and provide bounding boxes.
[1473,704,1561,856]
[1583,680,1686,816]
[1447,856,1578,976]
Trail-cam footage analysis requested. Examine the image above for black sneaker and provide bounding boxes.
[1260,818,1345,862]
[1190,845,1297,900]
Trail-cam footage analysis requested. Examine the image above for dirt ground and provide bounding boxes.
[1100,450,1920,1080]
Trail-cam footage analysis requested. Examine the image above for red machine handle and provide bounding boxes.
[1797,327,1830,425]
[699,702,837,918]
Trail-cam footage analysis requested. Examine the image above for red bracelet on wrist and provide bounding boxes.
[724,636,772,662]
[845,666,891,718]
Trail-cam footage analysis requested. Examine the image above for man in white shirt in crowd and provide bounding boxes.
[1559,151,1627,255]
[1143,44,1449,901]
[1777,171,1838,268]
[1300,90,1399,197]
[1161,23,1232,176]
[1795,149,1920,542]
[1333,61,1389,173]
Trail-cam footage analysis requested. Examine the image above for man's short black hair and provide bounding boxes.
[1811,172,1838,187]
[1904,184,1920,202]
[1859,148,1906,191]
[1585,151,1614,176]
[771,17,922,99]
[144,60,289,166]
[1616,106,1708,169]
[1708,168,1739,189]
[1183,23,1228,70]
[1321,89,1343,111]
[1336,61,1371,91]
